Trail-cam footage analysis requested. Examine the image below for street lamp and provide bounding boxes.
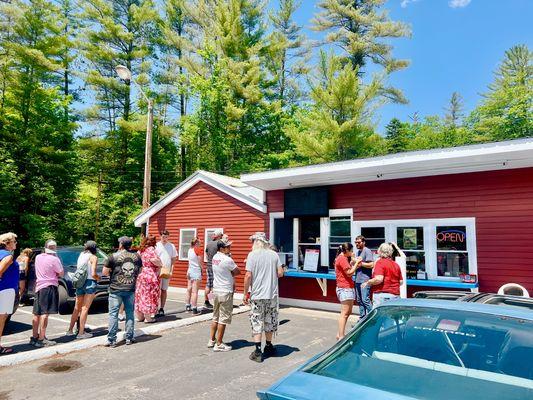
[115,65,154,211]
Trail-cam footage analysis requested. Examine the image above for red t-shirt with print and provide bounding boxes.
[335,255,354,289]
[372,258,402,295]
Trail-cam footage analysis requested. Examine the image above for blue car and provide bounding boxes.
[257,299,533,400]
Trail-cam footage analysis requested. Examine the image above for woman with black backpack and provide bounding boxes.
[67,241,99,339]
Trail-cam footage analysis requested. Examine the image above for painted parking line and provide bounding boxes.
[15,309,99,330]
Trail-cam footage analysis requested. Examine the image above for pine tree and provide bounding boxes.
[286,50,387,163]
[385,118,408,153]
[265,0,309,107]
[0,0,78,245]
[313,0,411,104]
[473,44,532,140]
[444,92,464,128]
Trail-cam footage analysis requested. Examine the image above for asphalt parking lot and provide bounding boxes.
[3,291,215,354]
[0,306,344,400]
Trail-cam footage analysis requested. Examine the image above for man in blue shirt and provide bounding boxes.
[0,232,19,355]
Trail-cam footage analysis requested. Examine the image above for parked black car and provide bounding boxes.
[413,290,533,311]
[21,246,110,314]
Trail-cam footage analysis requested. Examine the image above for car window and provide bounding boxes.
[57,249,82,267]
[304,306,533,399]
[483,297,533,311]
[96,249,108,264]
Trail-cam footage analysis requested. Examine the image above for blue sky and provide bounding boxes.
[272,0,533,133]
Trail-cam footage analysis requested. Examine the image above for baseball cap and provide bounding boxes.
[249,232,269,243]
[217,237,233,249]
[44,239,57,254]
[213,229,224,237]
[118,236,133,249]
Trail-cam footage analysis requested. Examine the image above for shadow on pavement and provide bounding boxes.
[4,320,32,335]
[229,339,255,350]
[278,319,290,326]
[271,344,300,358]
[132,334,162,344]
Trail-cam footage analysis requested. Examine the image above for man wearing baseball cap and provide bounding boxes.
[207,237,240,352]
[30,239,64,347]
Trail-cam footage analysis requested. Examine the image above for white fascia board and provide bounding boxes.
[241,139,533,190]
[134,172,266,227]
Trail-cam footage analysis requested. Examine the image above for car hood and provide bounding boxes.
[258,371,415,400]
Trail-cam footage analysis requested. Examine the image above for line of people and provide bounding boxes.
[334,235,403,340]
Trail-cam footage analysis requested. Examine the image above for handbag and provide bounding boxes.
[159,266,171,279]
[72,262,88,289]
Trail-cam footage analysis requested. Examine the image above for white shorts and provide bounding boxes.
[160,278,170,291]
[0,288,16,314]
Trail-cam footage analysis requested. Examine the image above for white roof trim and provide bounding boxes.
[134,171,266,227]
[240,139,533,191]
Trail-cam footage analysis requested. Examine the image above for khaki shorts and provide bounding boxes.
[212,292,234,325]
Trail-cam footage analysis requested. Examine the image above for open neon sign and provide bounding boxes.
[437,229,466,243]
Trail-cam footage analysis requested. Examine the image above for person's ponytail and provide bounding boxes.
[336,242,353,257]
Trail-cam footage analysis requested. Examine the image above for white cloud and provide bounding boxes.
[449,0,472,8]
[401,0,422,7]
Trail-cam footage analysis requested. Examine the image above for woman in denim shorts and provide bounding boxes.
[334,242,359,340]
[67,241,99,339]
[185,238,203,315]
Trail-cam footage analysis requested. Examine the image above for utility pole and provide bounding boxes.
[95,171,103,242]
[143,100,153,210]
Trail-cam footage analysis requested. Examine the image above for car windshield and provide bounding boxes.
[304,306,533,399]
[57,248,108,267]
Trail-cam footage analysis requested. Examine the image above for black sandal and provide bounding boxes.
[0,346,13,355]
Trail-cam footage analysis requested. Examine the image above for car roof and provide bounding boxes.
[379,298,533,321]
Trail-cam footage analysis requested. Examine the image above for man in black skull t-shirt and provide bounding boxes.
[103,236,142,346]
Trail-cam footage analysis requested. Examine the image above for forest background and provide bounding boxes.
[0,0,531,250]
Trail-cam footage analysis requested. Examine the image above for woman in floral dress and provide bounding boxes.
[136,235,162,323]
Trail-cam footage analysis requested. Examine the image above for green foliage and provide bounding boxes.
[287,51,387,163]
[0,1,530,252]
[472,45,532,141]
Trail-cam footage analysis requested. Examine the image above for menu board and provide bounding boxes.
[303,249,320,272]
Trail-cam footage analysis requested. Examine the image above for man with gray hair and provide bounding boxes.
[243,232,284,363]
[204,229,224,310]
[31,240,64,347]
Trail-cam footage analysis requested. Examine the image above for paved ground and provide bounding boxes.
[0,307,348,400]
[3,292,216,353]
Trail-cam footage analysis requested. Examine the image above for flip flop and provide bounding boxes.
[0,346,13,355]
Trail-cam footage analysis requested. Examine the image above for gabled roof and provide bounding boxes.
[134,170,266,227]
[240,138,533,191]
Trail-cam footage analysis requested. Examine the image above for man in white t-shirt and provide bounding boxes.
[155,230,177,317]
[207,237,240,352]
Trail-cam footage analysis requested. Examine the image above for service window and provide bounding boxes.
[397,227,426,279]
[329,216,352,268]
[436,226,469,278]
[179,228,197,260]
[360,227,386,252]
[298,217,321,268]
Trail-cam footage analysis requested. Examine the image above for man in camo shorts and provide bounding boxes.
[243,232,284,363]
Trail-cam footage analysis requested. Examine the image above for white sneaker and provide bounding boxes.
[207,339,216,348]
[213,342,232,352]
[76,332,93,339]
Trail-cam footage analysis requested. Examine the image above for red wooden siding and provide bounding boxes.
[147,181,267,292]
[272,167,533,302]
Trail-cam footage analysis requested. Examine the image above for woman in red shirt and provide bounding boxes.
[334,242,360,340]
[362,242,403,308]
